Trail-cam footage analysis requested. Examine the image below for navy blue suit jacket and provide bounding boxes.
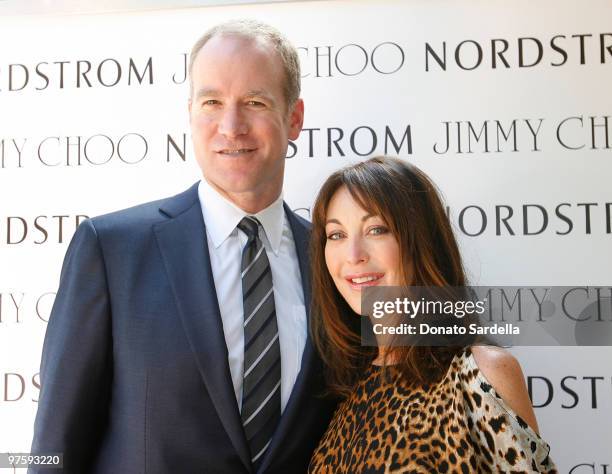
[30,183,336,474]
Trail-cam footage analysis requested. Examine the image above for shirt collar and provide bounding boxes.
[198,178,285,255]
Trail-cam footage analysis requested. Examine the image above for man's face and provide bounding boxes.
[189,34,304,212]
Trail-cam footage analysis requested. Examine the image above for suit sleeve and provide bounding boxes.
[29,219,113,474]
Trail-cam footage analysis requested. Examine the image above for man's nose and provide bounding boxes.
[218,105,248,137]
[346,237,369,265]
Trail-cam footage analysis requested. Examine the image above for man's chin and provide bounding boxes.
[209,178,281,205]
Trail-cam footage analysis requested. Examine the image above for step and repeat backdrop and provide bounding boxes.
[0,0,611,472]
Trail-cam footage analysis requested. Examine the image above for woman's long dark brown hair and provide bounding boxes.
[310,156,474,397]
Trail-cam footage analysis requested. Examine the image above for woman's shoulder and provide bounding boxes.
[450,346,556,471]
[467,345,540,435]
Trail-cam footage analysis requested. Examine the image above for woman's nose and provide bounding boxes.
[346,237,369,265]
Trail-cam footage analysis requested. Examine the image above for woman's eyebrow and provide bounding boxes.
[325,218,341,225]
[325,214,375,225]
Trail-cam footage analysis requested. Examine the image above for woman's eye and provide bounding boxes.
[369,226,389,236]
[326,232,344,241]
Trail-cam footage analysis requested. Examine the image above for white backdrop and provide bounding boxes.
[0,1,611,472]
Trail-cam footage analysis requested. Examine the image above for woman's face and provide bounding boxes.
[324,186,402,315]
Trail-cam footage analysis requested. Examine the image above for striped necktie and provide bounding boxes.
[237,216,281,469]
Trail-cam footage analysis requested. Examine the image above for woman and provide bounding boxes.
[308,157,556,473]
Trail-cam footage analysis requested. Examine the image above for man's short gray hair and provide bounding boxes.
[188,19,301,108]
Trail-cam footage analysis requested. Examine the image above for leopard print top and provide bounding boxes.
[308,348,556,473]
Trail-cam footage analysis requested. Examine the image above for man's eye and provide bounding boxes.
[202,99,219,106]
[247,100,265,107]
[326,232,344,241]
[369,226,389,236]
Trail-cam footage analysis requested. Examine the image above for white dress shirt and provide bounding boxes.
[198,178,307,412]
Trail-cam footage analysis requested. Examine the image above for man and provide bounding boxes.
[31,20,336,474]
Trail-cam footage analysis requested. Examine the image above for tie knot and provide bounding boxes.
[237,216,260,240]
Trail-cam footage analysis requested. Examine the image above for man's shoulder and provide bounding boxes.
[89,182,200,235]
[284,205,312,233]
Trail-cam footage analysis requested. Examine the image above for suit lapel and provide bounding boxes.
[153,183,252,472]
[258,205,317,473]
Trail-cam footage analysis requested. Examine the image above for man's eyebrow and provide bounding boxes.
[246,89,268,95]
[193,88,220,99]
[245,89,276,102]
[193,88,277,103]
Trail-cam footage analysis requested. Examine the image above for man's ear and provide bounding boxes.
[287,98,304,141]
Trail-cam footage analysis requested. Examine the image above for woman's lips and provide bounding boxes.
[344,272,385,290]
